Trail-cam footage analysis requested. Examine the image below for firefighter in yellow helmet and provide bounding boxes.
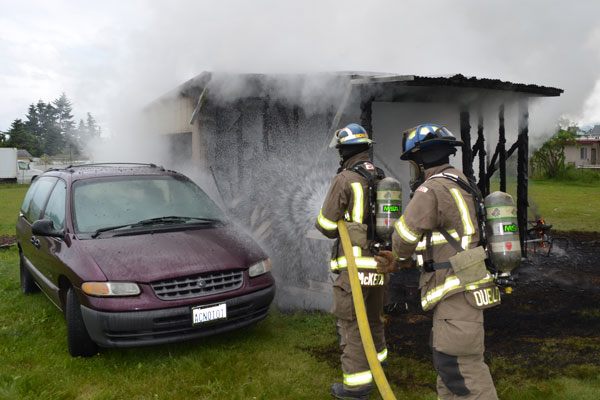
[315,123,387,400]
[376,124,500,399]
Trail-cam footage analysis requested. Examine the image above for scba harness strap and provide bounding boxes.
[348,162,385,242]
[423,172,490,272]
[431,173,488,244]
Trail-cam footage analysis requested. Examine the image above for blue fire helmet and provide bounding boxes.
[330,123,374,148]
[400,124,463,160]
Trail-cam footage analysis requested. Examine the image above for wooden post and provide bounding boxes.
[499,104,507,192]
[460,109,474,180]
[477,114,487,195]
[517,100,529,258]
[360,95,374,159]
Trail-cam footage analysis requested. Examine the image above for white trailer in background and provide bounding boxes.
[16,160,43,184]
[0,148,18,182]
[0,147,44,183]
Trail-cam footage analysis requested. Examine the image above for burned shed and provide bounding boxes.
[145,72,562,310]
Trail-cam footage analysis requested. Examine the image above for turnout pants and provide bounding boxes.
[332,271,387,389]
[432,292,498,400]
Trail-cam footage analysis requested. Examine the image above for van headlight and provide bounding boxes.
[81,282,141,297]
[248,258,272,277]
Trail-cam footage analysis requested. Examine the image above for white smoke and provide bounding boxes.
[3,1,600,137]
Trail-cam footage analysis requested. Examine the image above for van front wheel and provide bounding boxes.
[65,287,98,357]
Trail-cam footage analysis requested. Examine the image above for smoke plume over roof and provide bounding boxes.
[2,0,600,136]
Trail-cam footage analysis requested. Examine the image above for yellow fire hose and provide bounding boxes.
[337,220,397,400]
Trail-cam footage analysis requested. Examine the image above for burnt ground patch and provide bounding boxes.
[307,231,600,384]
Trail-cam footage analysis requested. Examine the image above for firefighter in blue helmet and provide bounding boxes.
[316,123,388,400]
[376,124,500,399]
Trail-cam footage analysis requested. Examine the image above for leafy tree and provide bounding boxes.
[531,129,577,178]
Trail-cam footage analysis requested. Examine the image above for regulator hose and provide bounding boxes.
[337,220,397,400]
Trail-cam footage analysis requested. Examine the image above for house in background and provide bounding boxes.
[565,125,600,168]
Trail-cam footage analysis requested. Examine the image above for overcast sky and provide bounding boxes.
[2,0,600,136]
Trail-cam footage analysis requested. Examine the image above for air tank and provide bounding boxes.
[375,177,402,243]
[485,191,521,272]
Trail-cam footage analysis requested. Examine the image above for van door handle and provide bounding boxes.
[30,236,40,249]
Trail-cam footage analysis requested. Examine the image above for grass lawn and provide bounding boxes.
[0,182,599,399]
[0,184,28,237]
[529,180,600,232]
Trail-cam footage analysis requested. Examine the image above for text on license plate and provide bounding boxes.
[192,303,227,325]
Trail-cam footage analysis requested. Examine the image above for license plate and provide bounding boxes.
[192,303,227,325]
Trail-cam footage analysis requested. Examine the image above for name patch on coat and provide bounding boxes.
[358,272,385,286]
[466,286,501,309]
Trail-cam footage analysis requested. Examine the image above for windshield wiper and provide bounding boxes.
[134,216,221,225]
[91,224,135,238]
[91,216,220,238]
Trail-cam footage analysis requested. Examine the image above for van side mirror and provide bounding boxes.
[32,219,64,238]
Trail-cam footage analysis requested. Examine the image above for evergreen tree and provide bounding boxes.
[37,101,63,156]
[10,94,102,157]
[6,119,37,151]
[53,93,78,156]
[78,112,101,149]
[75,118,86,149]
[24,103,43,155]
[86,112,101,139]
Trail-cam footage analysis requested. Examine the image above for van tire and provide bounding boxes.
[66,287,98,357]
[20,253,40,294]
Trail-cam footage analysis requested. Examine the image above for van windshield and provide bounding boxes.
[73,176,225,234]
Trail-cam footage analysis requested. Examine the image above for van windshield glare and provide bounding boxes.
[73,176,225,234]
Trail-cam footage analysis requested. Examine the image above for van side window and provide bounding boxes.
[43,180,67,230]
[25,177,58,222]
[20,179,40,215]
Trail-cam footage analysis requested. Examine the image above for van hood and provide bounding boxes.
[76,225,265,282]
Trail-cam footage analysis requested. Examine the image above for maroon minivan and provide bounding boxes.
[16,163,275,357]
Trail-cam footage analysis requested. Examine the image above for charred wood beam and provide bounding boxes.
[487,145,500,178]
[276,103,291,133]
[472,134,484,156]
[293,105,300,134]
[360,95,374,159]
[476,114,487,196]
[517,100,529,257]
[460,110,474,180]
[360,96,374,137]
[262,98,271,154]
[499,104,507,192]
[486,139,520,182]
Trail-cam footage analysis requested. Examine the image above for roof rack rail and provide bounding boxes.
[65,162,159,169]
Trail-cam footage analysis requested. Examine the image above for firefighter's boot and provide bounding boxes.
[330,383,372,400]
